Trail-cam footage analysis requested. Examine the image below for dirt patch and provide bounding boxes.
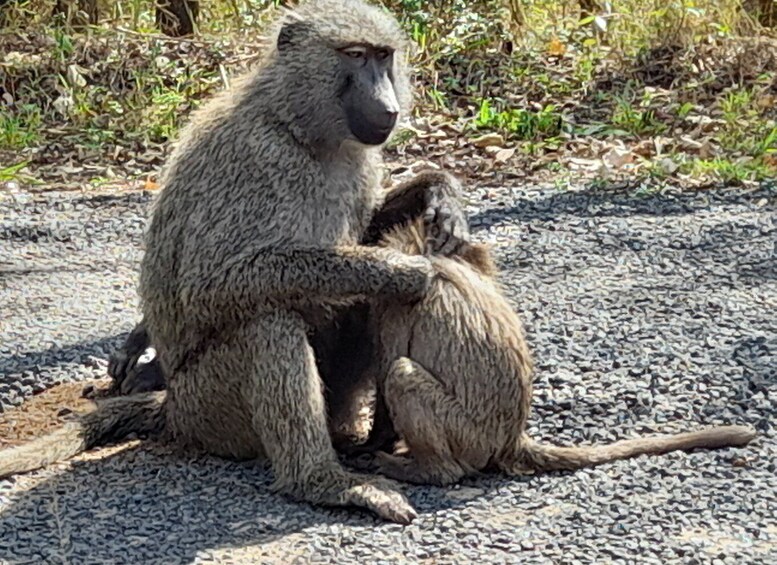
[0,378,108,447]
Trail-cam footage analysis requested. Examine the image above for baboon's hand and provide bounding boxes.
[422,174,471,257]
[105,322,165,396]
[108,323,149,380]
[107,342,145,387]
[382,254,433,301]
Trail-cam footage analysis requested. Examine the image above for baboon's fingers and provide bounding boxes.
[106,349,129,382]
[120,361,166,395]
[422,201,470,257]
[106,349,142,391]
[435,225,470,257]
[108,321,152,383]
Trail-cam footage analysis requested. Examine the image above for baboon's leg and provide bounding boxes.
[374,452,466,486]
[245,311,417,523]
[376,357,469,486]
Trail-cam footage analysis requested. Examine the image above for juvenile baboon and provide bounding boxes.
[0,0,472,524]
[354,218,757,486]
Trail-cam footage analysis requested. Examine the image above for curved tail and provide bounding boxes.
[512,425,755,473]
[0,391,166,479]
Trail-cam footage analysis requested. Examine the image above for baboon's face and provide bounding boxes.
[273,3,410,149]
[335,44,400,146]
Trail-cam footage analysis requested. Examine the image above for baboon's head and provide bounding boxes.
[266,0,413,149]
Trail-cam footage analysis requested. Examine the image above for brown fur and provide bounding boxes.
[363,219,757,486]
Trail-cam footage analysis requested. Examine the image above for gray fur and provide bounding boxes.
[137,0,430,523]
[0,0,467,524]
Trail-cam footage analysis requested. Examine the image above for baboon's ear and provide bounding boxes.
[277,20,312,52]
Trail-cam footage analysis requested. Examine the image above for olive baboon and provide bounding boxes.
[352,218,756,486]
[98,169,469,446]
[0,0,473,524]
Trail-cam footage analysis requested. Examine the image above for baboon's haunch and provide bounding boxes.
[358,219,757,486]
[0,0,474,523]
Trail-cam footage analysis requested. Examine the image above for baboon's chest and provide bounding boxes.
[306,165,378,244]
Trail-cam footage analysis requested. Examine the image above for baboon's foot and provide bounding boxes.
[275,467,418,524]
[339,474,418,524]
[375,452,467,487]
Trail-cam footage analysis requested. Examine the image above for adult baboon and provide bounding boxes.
[0,0,471,524]
[352,218,756,486]
[99,169,469,445]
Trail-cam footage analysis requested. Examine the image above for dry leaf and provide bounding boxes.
[633,139,655,158]
[52,95,74,118]
[494,147,516,163]
[472,133,505,148]
[763,154,777,169]
[657,157,679,175]
[422,130,448,140]
[67,64,87,88]
[679,136,703,151]
[567,157,602,172]
[698,140,716,159]
[602,147,633,170]
[756,94,775,109]
[144,179,161,191]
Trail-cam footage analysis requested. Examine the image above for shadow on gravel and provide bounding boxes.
[469,183,776,228]
[0,445,482,563]
[0,334,128,378]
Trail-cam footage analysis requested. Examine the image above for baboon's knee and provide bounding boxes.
[382,358,451,452]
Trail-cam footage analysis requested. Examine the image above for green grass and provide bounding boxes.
[610,95,669,137]
[473,98,564,141]
[0,0,775,187]
[681,157,774,184]
[0,105,42,149]
[0,160,31,182]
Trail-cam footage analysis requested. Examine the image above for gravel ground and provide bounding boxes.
[0,182,775,564]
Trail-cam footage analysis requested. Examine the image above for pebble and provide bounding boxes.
[0,183,775,563]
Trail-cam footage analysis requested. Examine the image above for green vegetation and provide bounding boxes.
[0,104,41,149]
[0,0,775,188]
[474,99,564,141]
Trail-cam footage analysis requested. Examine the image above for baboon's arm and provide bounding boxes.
[180,245,431,311]
[362,171,470,255]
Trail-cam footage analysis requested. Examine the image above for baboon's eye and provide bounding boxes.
[341,46,367,59]
[375,48,391,61]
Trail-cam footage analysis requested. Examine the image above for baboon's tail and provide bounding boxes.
[511,425,755,473]
[0,391,166,479]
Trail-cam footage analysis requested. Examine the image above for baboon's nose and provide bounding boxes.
[379,110,398,131]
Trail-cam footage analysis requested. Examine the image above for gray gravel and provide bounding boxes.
[0,182,775,564]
